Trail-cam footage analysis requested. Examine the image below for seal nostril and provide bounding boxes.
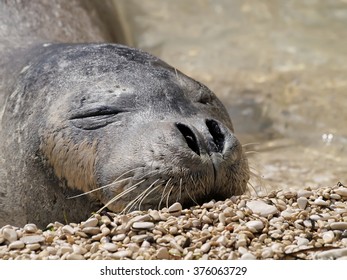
[175,123,200,156]
[206,119,225,153]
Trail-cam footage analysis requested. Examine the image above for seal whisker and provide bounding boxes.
[184,177,199,206]
[166,183,176,208]
[198,178,208,195]
[122,179,161,213]
[96,179,146,213]
[158,178,172,210]
[245,150,259,155]
[67,167,143,199]
[138,180,162,210]
[134,169,160,180]
[247,180,259,196]
[121,181,155,214]
[67,177,132,199]
[242,142,260,148]
[176,178,183,202]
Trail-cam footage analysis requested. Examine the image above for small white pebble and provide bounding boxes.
[297,197,308,210]
[9,240,25,250]
[101,243,118,252]
[313,198,329,206]
[322,231,334,244]
[245,220,264,232]
[81,218,98,228]
[23,224,38,233]
[3,228,18,242]
[240,252,256,260]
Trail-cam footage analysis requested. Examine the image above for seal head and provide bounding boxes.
[0,44,249,226]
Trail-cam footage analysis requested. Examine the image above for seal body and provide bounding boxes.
[0,1,249,228]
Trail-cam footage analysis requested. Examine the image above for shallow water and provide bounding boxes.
[118,0,347,192]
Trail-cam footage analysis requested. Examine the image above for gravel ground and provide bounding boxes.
[1,183,347,260]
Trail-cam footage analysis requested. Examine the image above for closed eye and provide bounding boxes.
[69,106,129,130]
[69,106,126,120]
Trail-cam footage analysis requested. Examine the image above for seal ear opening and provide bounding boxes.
[175,123,200,156]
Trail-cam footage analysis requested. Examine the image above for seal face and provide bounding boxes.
[0,43,249,227]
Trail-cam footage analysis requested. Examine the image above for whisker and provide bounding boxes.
[245,151,259,155]
[198,177,207,195]
[247,180,258,196]
[138,180,162,210]
[135,169,159,180]
[176,178,183,202]
[166,183,176,208]
[122,179,161,213]
[242,142,260,148]
[184,177,199,206]
[68,177,132,199]
[189,176,201,204]
[121,187,149,214]
[67,167,142,199]
[158,178,172,210]
[96,179,146,213]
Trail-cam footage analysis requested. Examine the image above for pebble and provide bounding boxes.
[82,227,101,235]
[202,201,215,209]
[132,222,155,230]
[216,235,227,246]
[113,250,132,259]
[335,187,347,197]
[261,248,274,258]
[20,235,45,244]
[112,234,126,242]
[313,198,329,206]
[60,246,73,254]
[101,243,118,252]
[156,247,170,259]
[330,222,347,230]
[245,220,264,232]
[314,248,347,260]
[322,231,334,243]
[62,225,75,235]
[9,240,25,250]
[246,201,278,217]
[2,184,347,260]
[66,253,85,260]
[296,237,309,246]
[72,244,87,255]
[131,234,148,243]
[297,190,313,198]
[240,252,256,260]
[297,197,308,210]
[23,224,38,233]
[149,210,161,221]
[169,202,182,215]
[81,218,99,228]
[3,228,18,242]
[26,243,41,251]
[200,242,211,253]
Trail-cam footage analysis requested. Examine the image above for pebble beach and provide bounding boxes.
[1,183,347,260]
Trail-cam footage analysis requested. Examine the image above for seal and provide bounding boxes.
[0,1,249,228]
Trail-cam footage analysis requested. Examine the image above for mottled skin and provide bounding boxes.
[0,1,249,228]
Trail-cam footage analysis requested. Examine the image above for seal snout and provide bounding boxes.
[175,119,241,163]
